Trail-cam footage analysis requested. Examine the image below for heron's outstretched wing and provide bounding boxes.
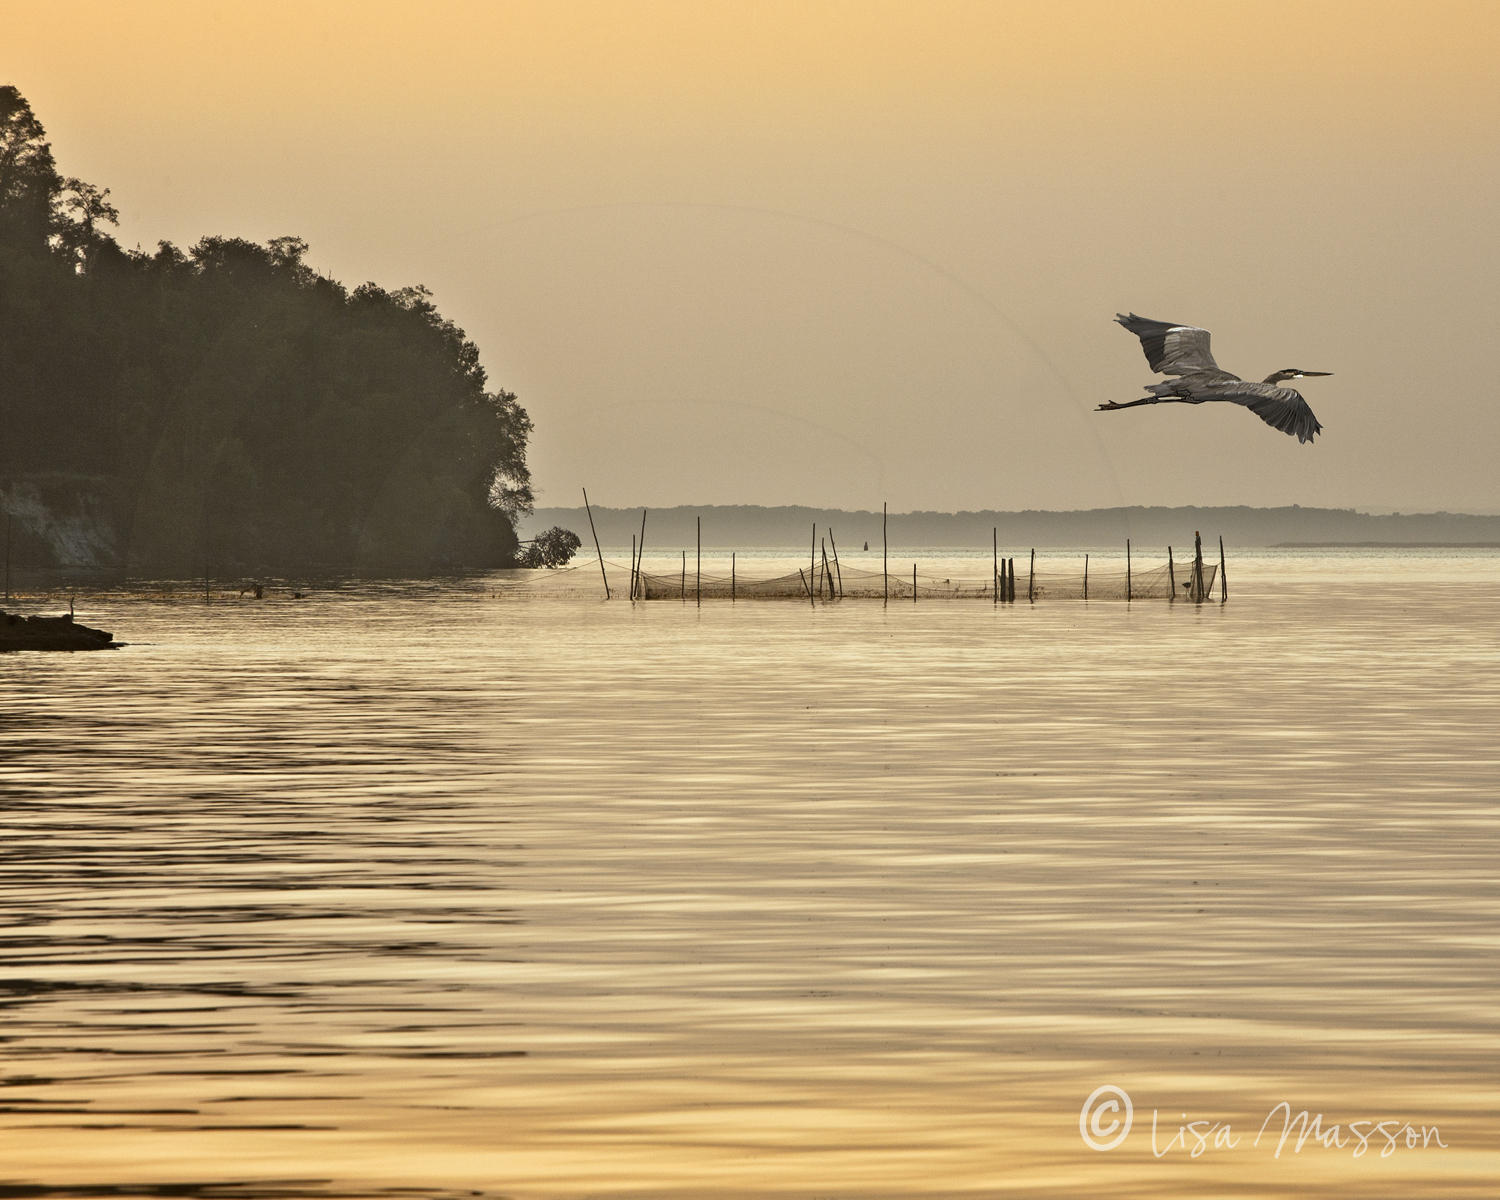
[1116,312,1220,376]
[1219,382,1323,444]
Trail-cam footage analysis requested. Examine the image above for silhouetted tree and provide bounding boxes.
[0,85,59,250]
[518,527,582,568]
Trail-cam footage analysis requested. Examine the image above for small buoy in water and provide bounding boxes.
[863,542,869,551]
[293,592,305,599]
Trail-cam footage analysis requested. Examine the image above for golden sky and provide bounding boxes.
[6,1,1499,511]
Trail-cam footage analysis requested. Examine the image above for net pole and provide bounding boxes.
[829,528,843,598]
[913,562,917,603]
[883,503,888,604]
[1168,546,1174,600]
[1084,553,1088,600]
[811,524,817,608]
[732,552,736,601]
[696,517,700,607]
[631,534,637,601]
[993,528,997,605]
[582,488,610,599]
[1195,531,1205,603]
[681,551,685,602]
[1219,536,1228,602]
[637,510,648,599]
[1028,549,1034,603]
[1127,539,1132,602]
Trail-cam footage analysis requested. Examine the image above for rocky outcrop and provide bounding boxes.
[0,609,116,651]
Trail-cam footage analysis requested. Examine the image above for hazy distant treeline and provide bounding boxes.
[0,85,532,575]
[523,504,1500,550]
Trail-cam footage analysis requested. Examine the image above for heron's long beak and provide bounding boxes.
[1300,371,1333,377]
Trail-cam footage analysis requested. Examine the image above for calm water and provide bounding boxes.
[2,551,1498,1198]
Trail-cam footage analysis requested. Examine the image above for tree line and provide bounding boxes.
[0,84,534,575]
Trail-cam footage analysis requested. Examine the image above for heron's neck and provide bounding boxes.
[1263,370,1295,385]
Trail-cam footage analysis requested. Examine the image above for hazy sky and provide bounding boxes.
[6,1,1498,513]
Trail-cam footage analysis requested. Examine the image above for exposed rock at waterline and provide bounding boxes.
[0,609,116,651]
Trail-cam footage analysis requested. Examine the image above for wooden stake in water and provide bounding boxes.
[1084,553,1089,600]
[883,503,888,604]
[1028,549,1034,602]
[582,487,610,599]
[993,528,998,605]
[631,534,637,600]
[828,529,843,598]
[637,509,648,599]
[1127,539,1132,602]
[1220,536,1228,602]
[811,523,817,608]
[1195,530,1205,603]
[1168,546,1175,600]
[913,562,917,603]
[696,516,701,607]
[732,552,736,601]
[681,551,686,601]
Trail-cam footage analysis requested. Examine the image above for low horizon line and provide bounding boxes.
[529,501,1500,519]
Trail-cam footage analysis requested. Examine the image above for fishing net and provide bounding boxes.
[637,561,1216,601]
[514,555,1219,602]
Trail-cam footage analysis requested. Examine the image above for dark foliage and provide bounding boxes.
[517,526,582,568]
[0,85,533,574]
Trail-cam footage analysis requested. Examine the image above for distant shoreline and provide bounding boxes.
[1271,541,1500,549]
[521,503,1500,550]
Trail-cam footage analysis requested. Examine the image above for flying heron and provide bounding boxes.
[1101,313,1329,443]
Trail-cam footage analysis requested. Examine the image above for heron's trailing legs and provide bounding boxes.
[1097,395,1201,411]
